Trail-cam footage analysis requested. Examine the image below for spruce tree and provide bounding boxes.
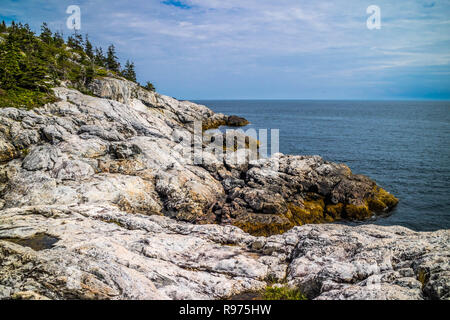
[40,22,52,44]
[84,34,94,59]
[85,65,94,85]
[1,20,153,109]
[143,81,155,92]
[23,23,31,33]
[67,35,76,48]
[74,32,84,49]
[122,60,136,82]
[106,44,120,73]
[0,21,6,33]
[68,32,83,51]
[0,42,22,90]
[53,31,64,47]
[94,47,106,67]
[19,56,49,91]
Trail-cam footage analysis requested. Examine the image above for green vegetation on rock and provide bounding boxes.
[263,286,307,300]
[142,81,156,92]
[0,20,156,110]
[0,87,58,110]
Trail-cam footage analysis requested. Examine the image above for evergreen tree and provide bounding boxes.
[0,20,154,109]
[143,81,155,92]
[53,31,64,47]
[75,32,84,48]
[84,34,94,59]
[0,42,22,89]
[106,44,120,72]
[67,32,84,51]
[122,60,136,82]
[0,39,47,91]
[0,21,6,33]
[85,65,95,85]
[19,57,49,91]
[67,34,76,48]
[94,47,106,67]
[40,22,53,44]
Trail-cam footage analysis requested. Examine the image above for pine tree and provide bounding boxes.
[53,31,64,47]
[85,65,94,85]
[0,20,154,109]
[0,42,22,90]
[122,60,136,82]
[143,81,155,92]
[40,22,53,44]
[0,39,47,91]
[23,23,32,33]
[75,32,83,48]
[67,32,84,51]
[67,35,76,48]
[94,47,106,67]
[19,56,49,91]
[84,34,93,59]
[0,20,6,33]
[106,44,120,73]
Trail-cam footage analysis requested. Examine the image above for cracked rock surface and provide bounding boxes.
[0,205,448,300]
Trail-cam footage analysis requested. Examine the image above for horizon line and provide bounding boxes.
[186,98,450,102]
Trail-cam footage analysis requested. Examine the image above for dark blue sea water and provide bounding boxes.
[195,100,450,232]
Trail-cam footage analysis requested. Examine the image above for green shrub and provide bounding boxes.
[263,286,307,300]
[142,81,155,92]
[95,68,108,77]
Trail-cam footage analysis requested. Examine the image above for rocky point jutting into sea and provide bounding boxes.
[0,77,448,300]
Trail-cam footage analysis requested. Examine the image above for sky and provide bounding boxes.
[1,0,450,100]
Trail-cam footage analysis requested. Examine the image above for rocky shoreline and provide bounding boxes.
[0,77,448,300]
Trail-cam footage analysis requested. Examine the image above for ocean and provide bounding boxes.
[195,100,450,232]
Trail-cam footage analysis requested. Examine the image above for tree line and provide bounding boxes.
[0,20,156,109]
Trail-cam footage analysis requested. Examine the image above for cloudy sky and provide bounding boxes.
[1,0,450,99]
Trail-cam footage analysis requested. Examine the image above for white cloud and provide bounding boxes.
[3,0,448,98]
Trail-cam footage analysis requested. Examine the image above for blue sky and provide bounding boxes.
[1,0,450,99]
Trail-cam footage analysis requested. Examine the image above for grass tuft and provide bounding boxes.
[263,286,307,300]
